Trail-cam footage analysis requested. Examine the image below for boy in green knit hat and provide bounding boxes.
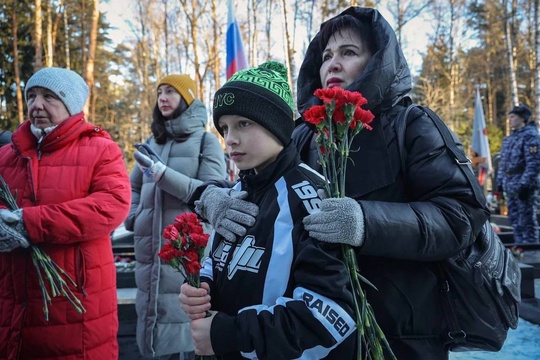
[179,61,357,359]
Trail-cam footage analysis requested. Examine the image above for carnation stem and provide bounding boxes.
[310,93,394,359]
[31,251,51,321]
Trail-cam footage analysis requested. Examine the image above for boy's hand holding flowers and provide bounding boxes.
[179,282,212,320]
[190,311,217,356]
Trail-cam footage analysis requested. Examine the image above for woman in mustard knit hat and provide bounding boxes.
[125,74,226,360]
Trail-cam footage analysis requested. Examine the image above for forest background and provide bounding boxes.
[0,0,538,175]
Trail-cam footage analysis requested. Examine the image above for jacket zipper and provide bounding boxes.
[37,133,45,160]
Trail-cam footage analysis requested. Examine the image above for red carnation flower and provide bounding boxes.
[162,224,180,241]
[304,105,327,126]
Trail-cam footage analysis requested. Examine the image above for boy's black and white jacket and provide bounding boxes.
[200,143,357,359]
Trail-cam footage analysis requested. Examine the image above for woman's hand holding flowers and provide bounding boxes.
[304,196,365,246]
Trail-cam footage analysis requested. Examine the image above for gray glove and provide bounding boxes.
[303,197,365,247]
[195,185,259,242]
[134,150,166,182]
[0,209,26,231]
[0,209,30,252]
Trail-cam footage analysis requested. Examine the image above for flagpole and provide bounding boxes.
[471,84,492,192]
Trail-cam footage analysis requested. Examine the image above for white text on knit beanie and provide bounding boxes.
[25,67,89,115]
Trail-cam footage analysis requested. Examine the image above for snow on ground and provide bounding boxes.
[450,318,540,359]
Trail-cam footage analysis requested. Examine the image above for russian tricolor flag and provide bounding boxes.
[226,0,248,79]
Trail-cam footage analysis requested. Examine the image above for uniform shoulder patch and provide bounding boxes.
[530,145,538,154]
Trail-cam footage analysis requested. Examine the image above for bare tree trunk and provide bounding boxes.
[448,0,457,131]
[265,0,273,61]
[81,0,86,66]
[163,0,169,74]
[45,0,53,66]
[34,0,43,71]
[306,0,316,41]
[388,0,431,48]
[12,0,24,123]
[321,0,330,20]
[64,2,70,69]
[485,6,495,124]
[149,28,162,82]
[248,0,259,65]
[136,0,151,140]
[506,0,519,108]
[211,0,221,90]
[396,0,403,46]
[191,0,201,92]
[51,0,64,57]
[84,0,100,119]
[533,0,540,125]
[279,0,295,100]
[179,0,206,97]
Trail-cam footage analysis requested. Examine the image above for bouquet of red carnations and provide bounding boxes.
[158,212,215,360]
[158,212,210,286]
[303,87,395,359]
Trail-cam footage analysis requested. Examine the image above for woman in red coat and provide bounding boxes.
[0,67,131,360]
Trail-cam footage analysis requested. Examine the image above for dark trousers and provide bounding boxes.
[507,193,539,243]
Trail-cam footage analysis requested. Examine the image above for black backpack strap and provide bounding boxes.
[199,132,207,164]
[417,106,486,207]
[196,132,207,179]
[396,105,486,207]
[395,104,417,176]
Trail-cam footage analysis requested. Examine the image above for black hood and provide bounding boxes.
[297,7,412,116]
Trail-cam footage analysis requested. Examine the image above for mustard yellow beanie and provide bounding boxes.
[158,74,197,106]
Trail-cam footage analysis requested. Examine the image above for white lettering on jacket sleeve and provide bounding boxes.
[296,287,356,340]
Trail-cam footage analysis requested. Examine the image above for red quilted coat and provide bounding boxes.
[0,114,131,360]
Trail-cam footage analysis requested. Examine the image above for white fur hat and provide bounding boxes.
[25,67,89,115]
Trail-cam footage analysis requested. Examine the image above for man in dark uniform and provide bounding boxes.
[497,105,540,246]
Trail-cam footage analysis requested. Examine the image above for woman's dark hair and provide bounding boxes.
[318,14,376,55]
[150,95,188,144]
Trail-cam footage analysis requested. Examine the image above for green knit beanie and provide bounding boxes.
[213,61,294,146]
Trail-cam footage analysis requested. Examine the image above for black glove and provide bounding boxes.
[497,184,504,194]
[518,186,532,201]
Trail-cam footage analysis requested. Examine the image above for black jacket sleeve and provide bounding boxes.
[359,110,489,261]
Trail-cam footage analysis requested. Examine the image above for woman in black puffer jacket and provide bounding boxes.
[294,7,489,359]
